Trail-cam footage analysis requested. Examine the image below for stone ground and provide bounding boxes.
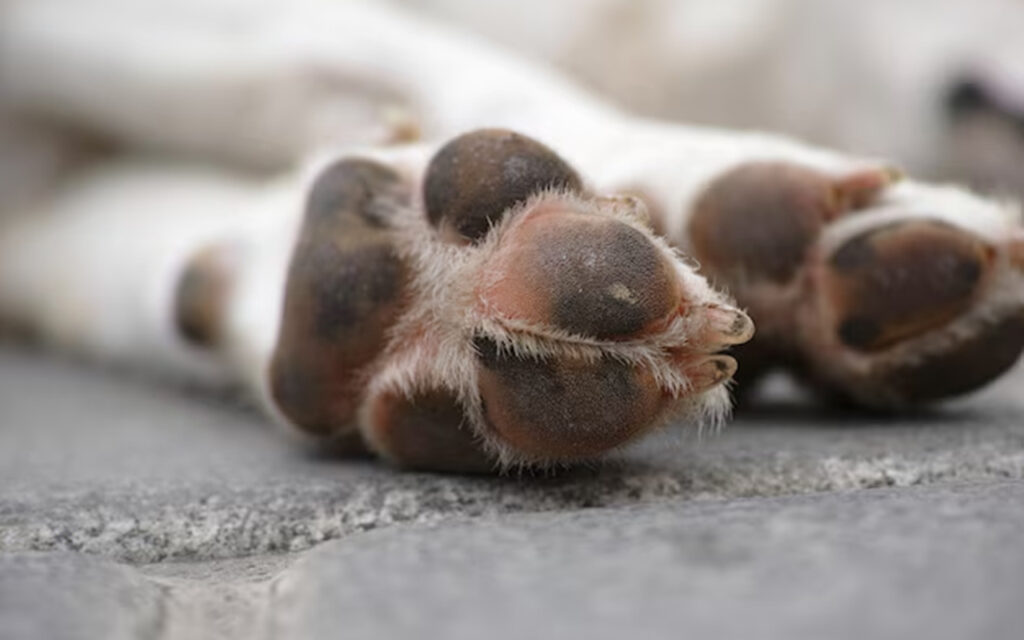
[2,346,1023,639]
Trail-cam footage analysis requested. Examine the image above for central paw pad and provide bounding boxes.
[479,209,683,340]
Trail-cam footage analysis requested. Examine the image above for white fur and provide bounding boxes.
[404,0,1024,180]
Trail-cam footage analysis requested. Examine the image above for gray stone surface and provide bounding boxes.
[3,347,1024,638]
[4,483,1022,640]
[272,481,1024,640]
[2,348,1023,562]
[0,552,166,640]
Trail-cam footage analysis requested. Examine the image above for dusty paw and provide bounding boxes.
[685,161,1024,407]
[268,129,751,470]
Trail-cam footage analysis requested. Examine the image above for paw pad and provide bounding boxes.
[689,162,838,284]
[474,337,665,460]
[365,388,494,472]
[269,158,411,435]
[174,244,236,347]
[825,221,992,351]
[423,129,582,243]
[480,210,682,340]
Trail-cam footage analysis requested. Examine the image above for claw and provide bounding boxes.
[685,355,738,394]
[831,165,903,211]
[701,304,755,347]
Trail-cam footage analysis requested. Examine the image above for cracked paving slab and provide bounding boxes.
[1,347,1024,563]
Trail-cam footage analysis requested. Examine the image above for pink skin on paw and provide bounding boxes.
[478,207,684,341]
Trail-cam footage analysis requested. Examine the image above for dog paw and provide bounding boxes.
[268,129,752,470]
[685,161,1024,407]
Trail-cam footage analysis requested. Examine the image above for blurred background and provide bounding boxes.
[407,0,1024,196]
[4,0,1024,212]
